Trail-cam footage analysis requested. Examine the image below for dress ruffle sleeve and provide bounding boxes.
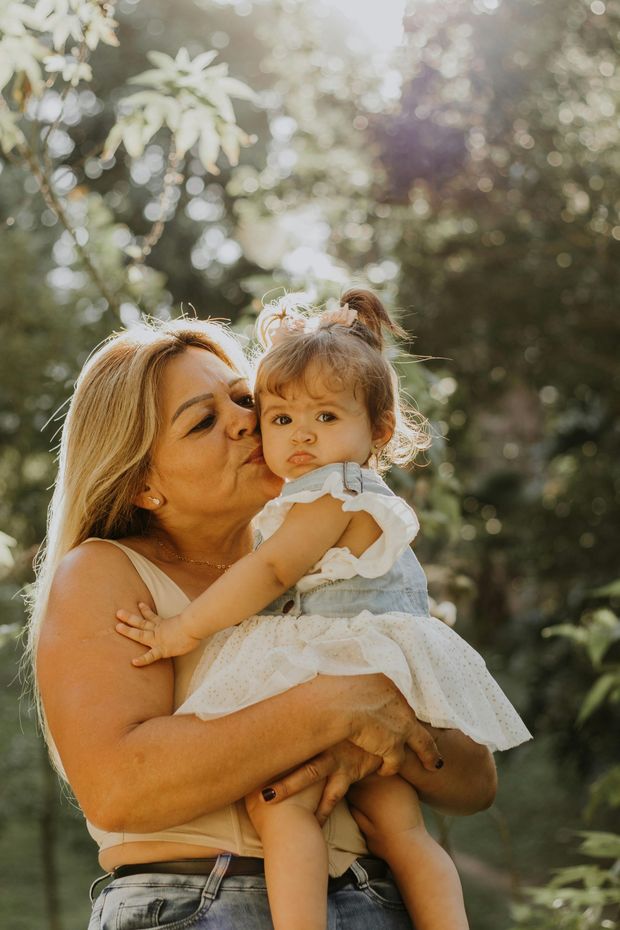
[254,466,420,584]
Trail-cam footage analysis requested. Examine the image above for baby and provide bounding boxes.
[117,288,531,930]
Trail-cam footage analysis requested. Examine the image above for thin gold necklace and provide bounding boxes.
[156,537,232,571]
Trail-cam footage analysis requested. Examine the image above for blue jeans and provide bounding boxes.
[88,855,413,929]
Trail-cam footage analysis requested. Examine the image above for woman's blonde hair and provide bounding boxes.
[255,288,431,473]
[26,317,248,717]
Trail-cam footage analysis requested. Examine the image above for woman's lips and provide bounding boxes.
[245,447,265,465]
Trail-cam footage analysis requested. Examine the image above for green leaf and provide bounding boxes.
[542,623,587,645]
[102,121,125,160]
[219,123,240,166]
[198,125,220,174]
[146,50,176,72]
[586,766,620,818]
[592,579,620,597]
[578,830,620,859]
[190,50,219,71]
[584,611,620,666]
[546,864,606,887]
[0,531,16,569]
[219,76,258,102]
[174,110,201,157]
[122,119,146,159]
[201,83,235,122]
[577,673,619,726]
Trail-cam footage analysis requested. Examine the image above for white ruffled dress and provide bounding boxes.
[178,463,532,752]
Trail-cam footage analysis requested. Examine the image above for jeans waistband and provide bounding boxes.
[90,855,388,902]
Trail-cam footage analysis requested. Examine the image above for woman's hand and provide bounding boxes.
[261,741,383,826]
[258,675,443,822]
[346,674,443,775]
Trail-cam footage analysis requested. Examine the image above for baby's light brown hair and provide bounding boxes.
[254,288,430,472]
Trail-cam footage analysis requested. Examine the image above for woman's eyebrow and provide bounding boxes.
[171,377,246,423]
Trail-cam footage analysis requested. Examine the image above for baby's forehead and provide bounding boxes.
[259,370,346,400]
[258,375,363,406]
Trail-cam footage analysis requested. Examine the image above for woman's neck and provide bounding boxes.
[150,517,254,566]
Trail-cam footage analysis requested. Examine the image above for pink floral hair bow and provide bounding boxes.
[258,298,358,348]
[317,303,358,329]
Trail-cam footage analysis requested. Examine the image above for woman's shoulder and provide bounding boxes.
[57,536,136,571]
[51,538,152,605]
[37,541,154,657]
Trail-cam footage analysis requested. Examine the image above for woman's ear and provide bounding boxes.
[134,486,165,511]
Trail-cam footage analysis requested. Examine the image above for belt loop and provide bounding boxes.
[89,871,112,903]
[203,853,232,901]
[348,857,370,889]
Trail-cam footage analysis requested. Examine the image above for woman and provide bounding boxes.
[29,317,496,929]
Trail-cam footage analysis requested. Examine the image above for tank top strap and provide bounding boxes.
[83,538,189,617]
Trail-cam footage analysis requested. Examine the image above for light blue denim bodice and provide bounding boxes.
[257,462,430,620]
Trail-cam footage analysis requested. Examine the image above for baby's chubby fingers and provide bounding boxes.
[137,602,160,624]
[115,619,163,666]
[115,619,155,645]
[131,647,164,668]
[116,607,155,631]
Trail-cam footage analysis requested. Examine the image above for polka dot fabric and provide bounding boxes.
[178,464,532,753]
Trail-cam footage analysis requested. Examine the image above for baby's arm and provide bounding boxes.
[116,495,355,665]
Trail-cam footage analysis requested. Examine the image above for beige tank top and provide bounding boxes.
[84,539,367,877]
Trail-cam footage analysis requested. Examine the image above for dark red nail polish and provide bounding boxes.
[262,787,276,801]
[435,759,444,769]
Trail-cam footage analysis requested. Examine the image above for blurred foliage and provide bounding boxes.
[1,0,619,928]
[510,598,620,929]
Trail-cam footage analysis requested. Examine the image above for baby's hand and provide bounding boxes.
[115,603,201,666]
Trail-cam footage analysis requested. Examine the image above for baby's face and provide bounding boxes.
[258,365,376,480]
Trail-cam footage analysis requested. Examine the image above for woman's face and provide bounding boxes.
[148,347,282,527]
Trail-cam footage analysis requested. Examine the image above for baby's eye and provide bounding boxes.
[317,412,336,422]
[273,414,292,425]
[189,414,216,433]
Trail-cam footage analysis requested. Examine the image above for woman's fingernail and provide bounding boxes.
[261,787,276,802]
[435,759,444,770]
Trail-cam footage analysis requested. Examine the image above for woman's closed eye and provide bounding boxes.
[188,395,254,434]
[188,413,216,433]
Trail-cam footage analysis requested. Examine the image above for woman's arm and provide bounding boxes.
[38,541,440,833]
[400,726,497,815]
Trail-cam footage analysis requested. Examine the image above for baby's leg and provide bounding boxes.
[348,775,469,930]
[246,780,327,930]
